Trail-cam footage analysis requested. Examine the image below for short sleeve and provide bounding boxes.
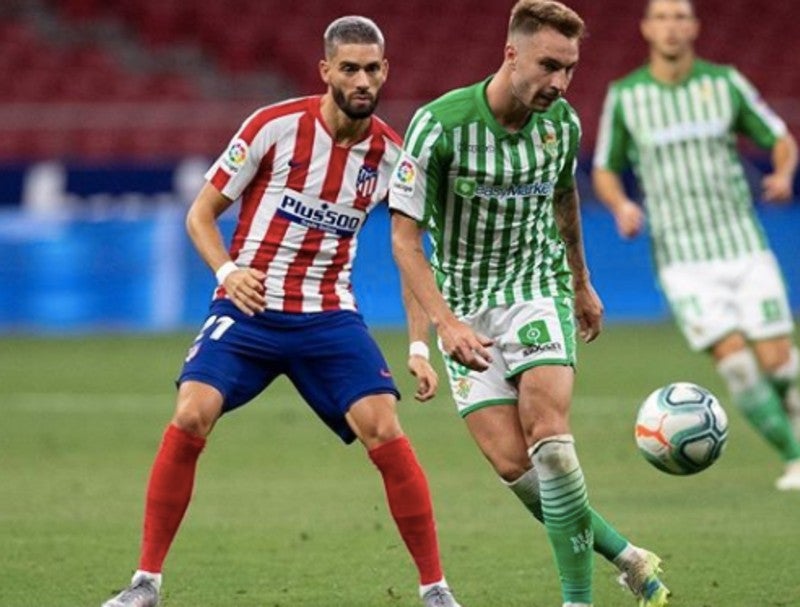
[388,108,448,224]
[593,85,632,174]
[204,109,273,199]
[728,68,787,149]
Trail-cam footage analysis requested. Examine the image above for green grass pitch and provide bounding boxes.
[2,323,799,606]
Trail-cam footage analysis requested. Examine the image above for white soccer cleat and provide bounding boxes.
[421,584,462,607]
[101,573,160,607]
[617,548,670,606]
[776,461,800,491]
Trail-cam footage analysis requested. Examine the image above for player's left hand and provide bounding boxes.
[762,172,794,202]
[574,280,603,343]
[408,355,439,402]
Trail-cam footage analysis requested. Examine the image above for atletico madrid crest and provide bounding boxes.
[356,165,378,198]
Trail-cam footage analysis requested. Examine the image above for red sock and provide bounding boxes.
[368,435,443,585]
[138,424,206,572]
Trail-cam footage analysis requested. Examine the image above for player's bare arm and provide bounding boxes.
[391,211,493,371]
[762,134,798,202]
[185,182,266,316]
[553,186,603,342]
[592,167,644,238]
[401,278,439,402]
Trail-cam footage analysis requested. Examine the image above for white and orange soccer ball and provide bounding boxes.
[635,382,729,475]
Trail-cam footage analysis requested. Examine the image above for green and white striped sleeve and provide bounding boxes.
[556,109,581,190]
[388,108,447,224]
[729,67,787,149]
[593,85,632,173]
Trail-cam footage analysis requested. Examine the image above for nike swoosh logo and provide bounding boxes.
[380,369,392,378]
[288,160,307,169]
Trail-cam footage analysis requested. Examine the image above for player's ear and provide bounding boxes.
[640,18,650,42]
[504,42,518,70]
[319,59,331,85]
[689,17,700,41]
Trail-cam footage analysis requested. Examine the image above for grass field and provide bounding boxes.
[2,323,799,607]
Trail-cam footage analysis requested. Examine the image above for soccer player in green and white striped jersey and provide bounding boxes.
[594,0,800,490]
[593,0,800,491]
[391,2,669,606]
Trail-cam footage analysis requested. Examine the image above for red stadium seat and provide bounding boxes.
[2,1,795,160]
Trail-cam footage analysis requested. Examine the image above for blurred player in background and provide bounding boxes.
[391,1,669,606]
[101,16,463,607]
[592,0,800,490]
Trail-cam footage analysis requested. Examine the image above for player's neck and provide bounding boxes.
[319,95,372,146]
[486,68,532,134]
[648,51,695,85]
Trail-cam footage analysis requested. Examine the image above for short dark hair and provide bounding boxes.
[323,16,385,58]
[509,0,585,40]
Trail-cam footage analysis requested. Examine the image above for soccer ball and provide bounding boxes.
[635,382,728,475]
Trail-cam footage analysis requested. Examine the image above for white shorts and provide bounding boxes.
[440,298,576,418]
[658,250,794,351]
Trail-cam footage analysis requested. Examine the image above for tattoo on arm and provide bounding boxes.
[553,187,589,280]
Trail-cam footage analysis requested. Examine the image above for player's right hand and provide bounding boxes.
[614,200,644,238]
[438,319,494,372]
[761,172,794,202]
[224,268,267,316]
[408,355,438,402]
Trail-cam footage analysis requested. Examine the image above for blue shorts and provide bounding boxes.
[179,299,400,443]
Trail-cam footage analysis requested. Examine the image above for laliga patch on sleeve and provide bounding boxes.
[390,156,417,198]
[222,138,248,174]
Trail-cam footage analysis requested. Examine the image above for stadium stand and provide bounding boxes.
[0,0,797,160]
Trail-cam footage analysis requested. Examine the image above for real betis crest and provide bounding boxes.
[455,377,472,400]
[543,132,558,158]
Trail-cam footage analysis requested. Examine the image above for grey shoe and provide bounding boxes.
[101,574,159,607]
[421,585,462,607]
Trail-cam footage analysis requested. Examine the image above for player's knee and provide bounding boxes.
[495,461,532,483]
[171,408,215,437]
[361,421,404,447]
[762,345,798,378]
[525,418,570,446]
[173,382,223,437]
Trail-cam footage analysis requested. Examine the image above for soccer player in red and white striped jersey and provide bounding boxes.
[102,16,463,607]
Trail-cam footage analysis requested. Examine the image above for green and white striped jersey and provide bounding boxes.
[594,59,787,267]
[389,77,579,317]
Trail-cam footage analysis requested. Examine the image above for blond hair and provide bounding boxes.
[509,0,585,40]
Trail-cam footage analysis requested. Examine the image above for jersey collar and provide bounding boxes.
[474,75,537,141]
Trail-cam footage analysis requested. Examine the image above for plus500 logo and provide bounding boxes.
[277,193,364,237]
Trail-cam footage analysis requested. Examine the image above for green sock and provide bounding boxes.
[507,468,627,562]
[735,381,800,461]
[589,509,628,562]
[532,438,593,604]
[769,377,790,401]
[718,350,800,462]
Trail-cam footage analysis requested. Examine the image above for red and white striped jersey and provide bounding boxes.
[205,96,402,313]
